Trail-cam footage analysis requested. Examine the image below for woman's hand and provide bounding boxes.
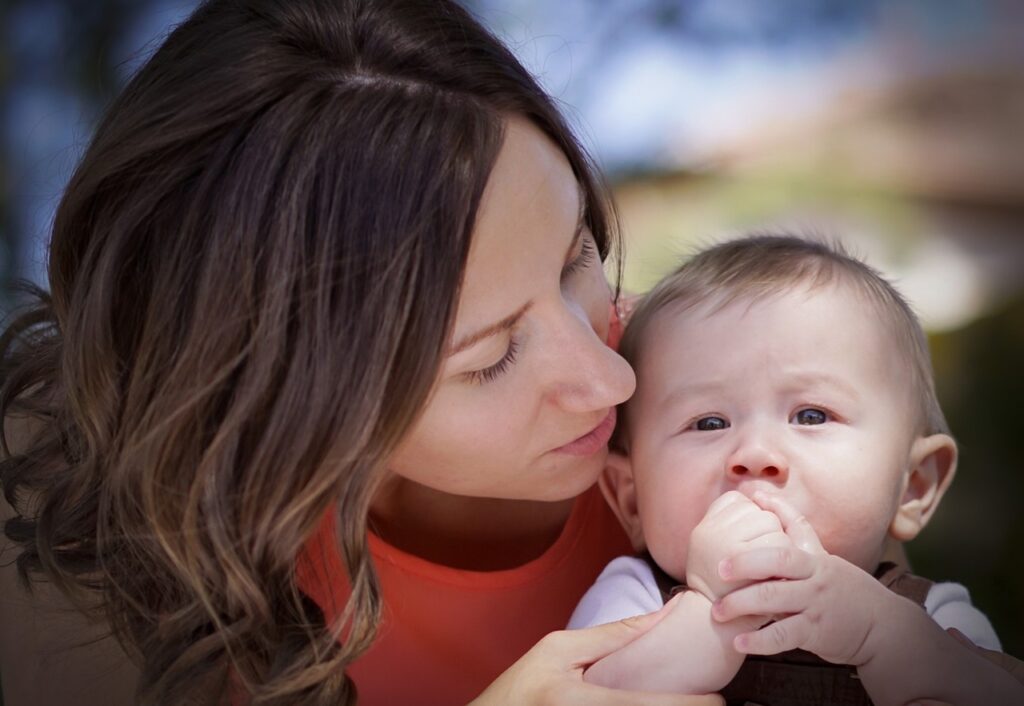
[469,606,724,706]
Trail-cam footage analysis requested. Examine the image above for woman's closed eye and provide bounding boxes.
[560,233,596,279]
[465,336,521,385]
[466,233,599,386]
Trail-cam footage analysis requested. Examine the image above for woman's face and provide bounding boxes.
[385,117,636,502]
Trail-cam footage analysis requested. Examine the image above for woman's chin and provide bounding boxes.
[537,447,609,501]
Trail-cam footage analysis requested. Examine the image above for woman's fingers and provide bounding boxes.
[555,602,676,666]
[472,605,726,706]
[751,492,824,554]
[720,545,814,583]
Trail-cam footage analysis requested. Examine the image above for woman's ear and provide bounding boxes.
[889,433,957,542]
[598,451,646,552]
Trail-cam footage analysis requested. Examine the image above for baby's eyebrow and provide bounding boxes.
[659,380,729,409]
[782,372,862,399]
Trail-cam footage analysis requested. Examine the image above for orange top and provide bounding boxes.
[296,485,631,705]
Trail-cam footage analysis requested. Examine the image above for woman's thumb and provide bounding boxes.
[558,597,678,666]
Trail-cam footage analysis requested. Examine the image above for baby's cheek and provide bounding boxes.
[811,510,889,571]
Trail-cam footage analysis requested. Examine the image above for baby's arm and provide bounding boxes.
[582,492,785,693]
[712,493,1022,706]
[584,589,759,693]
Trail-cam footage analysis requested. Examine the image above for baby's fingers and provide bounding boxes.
[719,545,814,584]
[750,492,824,554]
[733,614,812,656]
[704,490,751,518]
[711,579,809,623]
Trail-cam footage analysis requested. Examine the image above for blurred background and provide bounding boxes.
[1,0,1021,674]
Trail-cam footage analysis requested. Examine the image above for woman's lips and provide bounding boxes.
[553,408,617,457]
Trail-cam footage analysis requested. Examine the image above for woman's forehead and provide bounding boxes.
[452,118,581,335]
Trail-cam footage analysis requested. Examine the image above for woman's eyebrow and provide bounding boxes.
[447,301,532,357]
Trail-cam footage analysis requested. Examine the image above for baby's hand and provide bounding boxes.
[711,492,897,667]
[686,490,793,602]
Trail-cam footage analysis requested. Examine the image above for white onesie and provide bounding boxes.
[569,555,1002,651]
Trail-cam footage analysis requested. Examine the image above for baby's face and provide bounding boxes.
[626,283,920,580]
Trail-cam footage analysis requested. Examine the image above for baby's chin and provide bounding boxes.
[646,547,687,584]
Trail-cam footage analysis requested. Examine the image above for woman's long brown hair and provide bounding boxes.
[0,0,618,704]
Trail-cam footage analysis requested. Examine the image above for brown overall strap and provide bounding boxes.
[876,561,934,606]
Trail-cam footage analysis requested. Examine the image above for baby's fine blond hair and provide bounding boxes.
[616,234,949,448]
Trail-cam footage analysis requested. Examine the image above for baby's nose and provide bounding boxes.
[728,462,785,479]
[725,438,789,483]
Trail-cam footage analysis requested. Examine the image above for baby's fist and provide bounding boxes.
[686,491,791,601]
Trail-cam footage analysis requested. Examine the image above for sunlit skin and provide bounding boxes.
[625,284,926,582]
[371,117,636,569]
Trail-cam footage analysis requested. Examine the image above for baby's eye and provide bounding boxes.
[692,416,730,431]
[792,408,828,425]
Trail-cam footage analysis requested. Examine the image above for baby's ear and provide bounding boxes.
[889,433,957,542]
[599,451,646,552]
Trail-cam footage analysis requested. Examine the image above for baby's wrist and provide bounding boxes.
[856,593,953,705]
[684,568,722,603]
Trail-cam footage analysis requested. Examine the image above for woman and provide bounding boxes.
[0,1,716,704]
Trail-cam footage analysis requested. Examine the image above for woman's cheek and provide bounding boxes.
[472,385,531,453]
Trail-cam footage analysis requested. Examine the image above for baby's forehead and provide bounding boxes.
[645,277,860,331]
[630,278,906,380]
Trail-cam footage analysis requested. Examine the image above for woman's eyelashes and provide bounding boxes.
[465,336,521,385]
[560,234,596,279]
[465,234,598,386]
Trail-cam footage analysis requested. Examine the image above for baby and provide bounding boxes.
[570,235,1007,706]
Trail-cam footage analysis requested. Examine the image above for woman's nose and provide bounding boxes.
[545,303,636,413]
[725,431,789,483]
